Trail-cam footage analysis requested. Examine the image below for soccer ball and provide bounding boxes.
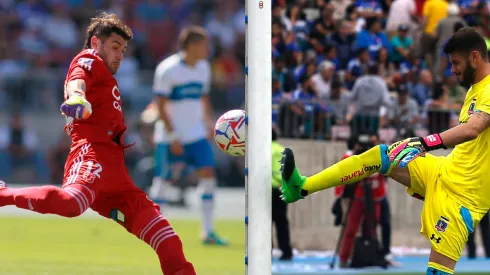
[214,109,246,156]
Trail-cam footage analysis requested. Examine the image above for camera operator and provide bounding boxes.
[335,132,394,268]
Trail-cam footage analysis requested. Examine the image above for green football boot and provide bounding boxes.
[280,148,307,203]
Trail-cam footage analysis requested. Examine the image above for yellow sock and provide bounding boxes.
[303,145,391,194]
[427,261,454,274]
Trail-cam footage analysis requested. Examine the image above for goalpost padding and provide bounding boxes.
[245,0,272,274]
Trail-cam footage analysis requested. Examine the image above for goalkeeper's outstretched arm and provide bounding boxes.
[61,79,92,120]
[439,111,490,147]
[65,79,87,97]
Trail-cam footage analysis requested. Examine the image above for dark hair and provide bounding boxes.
[357,47,369,56]
[443,27,487,59]
[299,73,310,85]
[453,22,465,33]
[432,82,445,100]
[367,62,379,75]
[178,25,208,50]
[84,12,133,49]
[365,17,379,31]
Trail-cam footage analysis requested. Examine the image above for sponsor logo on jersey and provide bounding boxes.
[78,58,94,71]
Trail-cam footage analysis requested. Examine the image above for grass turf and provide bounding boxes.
[0,217,244,275]
[0,216,488,275]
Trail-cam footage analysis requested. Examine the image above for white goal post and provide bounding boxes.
[245,0,272,274]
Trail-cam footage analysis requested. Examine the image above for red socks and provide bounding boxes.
[0,184,95,217]
[132,210,195,275]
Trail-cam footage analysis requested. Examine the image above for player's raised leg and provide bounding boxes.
[0,144,98,217]
[280,144,393,203]
[280,132,447,203]
[91,189,196,275]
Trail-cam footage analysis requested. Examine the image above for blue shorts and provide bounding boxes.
[154,138,215,181]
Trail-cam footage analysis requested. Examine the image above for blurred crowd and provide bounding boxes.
[271,0,487,139]
[0,0,486,184]
[0,0,246,112]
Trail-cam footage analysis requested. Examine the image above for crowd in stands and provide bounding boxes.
[271,0,487,140]
[0,0,486,183]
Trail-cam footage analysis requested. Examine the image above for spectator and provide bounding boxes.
[328,20,357,70]
[272,3,292,32]
[407,68,433,106]
[324,45,341,70]
[345,3,365,33]
[473,2,490,38]
[434,4,466,81]
[0,112,49,182]
[386,0,417,37]
[272,77,290,126]
[420,0,448,67]
[356,17,391,60]
[273,55,297,93]
[291,74,318,137]
[425,82,460,133]
[292,74,317,116]
[331,0,353,21]
[444,73,466,107]
[347,63,393,135]
[387,85,419,138]
[324,77,350,125]
[309,4,336,43]
[302,59,319,79]
[345,48,371,89]
[355,0,383,19]
[311,60,335,98]
[377,47,395,79]
[390,24,414,66]
[459,0,480,25]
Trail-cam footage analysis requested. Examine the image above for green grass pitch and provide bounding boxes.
[0,216,487,275]
[0,217,244,275]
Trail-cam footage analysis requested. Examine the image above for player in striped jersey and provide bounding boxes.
[151,26,227,245]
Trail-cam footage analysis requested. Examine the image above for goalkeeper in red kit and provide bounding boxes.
[0,13,195,275]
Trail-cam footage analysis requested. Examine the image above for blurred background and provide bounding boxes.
[1,0,490,274]
[0,0,478,187]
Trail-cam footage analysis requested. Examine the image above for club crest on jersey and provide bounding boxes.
[468,98,476,115]
[435,216,449,233]
[78,58,94,71]
[83,170,97,184]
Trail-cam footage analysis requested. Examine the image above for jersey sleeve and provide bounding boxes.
[476,87,490,115]
[153,63,172,97]
[66,54,104,91]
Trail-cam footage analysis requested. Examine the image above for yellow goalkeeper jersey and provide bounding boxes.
[441,74,490,213]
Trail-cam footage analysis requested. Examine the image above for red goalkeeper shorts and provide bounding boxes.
[62,142,160,233]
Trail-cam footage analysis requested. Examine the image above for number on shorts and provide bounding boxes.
[86,161,103,179]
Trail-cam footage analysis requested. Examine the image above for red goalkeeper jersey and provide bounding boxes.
[63,49,127,146]
[334,151,387,201]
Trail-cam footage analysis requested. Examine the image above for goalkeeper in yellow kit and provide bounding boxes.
[280,28,490,275]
